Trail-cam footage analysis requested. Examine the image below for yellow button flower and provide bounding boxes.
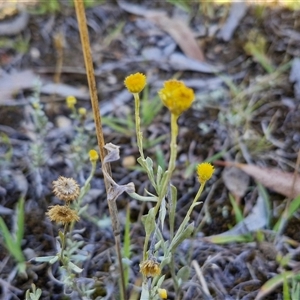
[66,96,77,109]
[124,72,147,94]
[78,107,87,116]
[89,149,99,162]
[197,162,214,184]
[158,288,167,299]
[158,80,194,116]
[32,102,40,110]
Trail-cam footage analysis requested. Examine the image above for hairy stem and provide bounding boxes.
[142,114,179,271]
[134,93,145,160]
[154,113,179,216]
[60,223,68,260]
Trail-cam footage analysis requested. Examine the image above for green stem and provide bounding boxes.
[134,93,145,160]
[79,161,96,208]
[166,113,178,180]
[70,161,96,233]
[173,182,206,248]
[170,254,179,292]
[185,183,205,223]
[143,234,151,261]
[168,183,205,294]
[142,114,179,260]
[60,223,69,260]
[154,113,178,216]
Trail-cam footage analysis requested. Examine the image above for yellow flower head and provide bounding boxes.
[158,288,168,299]
[53,176,80,202]
[158,80,194,116]
[197,162,214,184]
[124,72,147,94]
[46,205,80,224]
[140,259,161,277]
[89,149,99,162]
[78,107,87,116]
[66,96,77,109]
[32,102,40,110]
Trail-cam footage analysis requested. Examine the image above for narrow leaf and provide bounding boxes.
[159,197,167,230]
[229,193,244,224]
[16,197,25,248]
[35,256,57,263]
[156,165,163,187]
[0,217,23,262]
[68,261,83,273]
[273,195,300,232]
[177,266,190,282]
[170,222,194,252]
[205,234,252,244]
[169,184,177,239]
[254,271,295,300]
[128,192,157,202]
[141,207,156,236]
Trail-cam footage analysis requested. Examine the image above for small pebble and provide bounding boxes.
[122,155,136,168]
[55,115,72,129]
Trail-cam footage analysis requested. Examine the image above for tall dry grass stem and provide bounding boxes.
[74,1,126,299]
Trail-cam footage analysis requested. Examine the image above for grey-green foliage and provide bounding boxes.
[25,284,42,300]
[29,81,50,168]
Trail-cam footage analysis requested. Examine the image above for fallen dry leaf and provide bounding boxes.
[146,12,204,62]
[216,161,300,199]
[289,57,300,100]
[0,70,37,103]
[118,1,204,61]
[206,194,268,241]
[222,166,250,198]
[0,70,89,103]
[41,83,89,99]
[218,2,248,42]
[0,9,29,36]
[168,53,219,73]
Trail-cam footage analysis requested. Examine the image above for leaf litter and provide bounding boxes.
[0,1,300,299]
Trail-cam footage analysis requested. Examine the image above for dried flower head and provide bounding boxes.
[66,96,77,109]
[158,80,194,116]
[140,259,161,277]
[124,73,147,94]
[158,289,168,299]
[89,149,99,162]
[53,176,80,202]
[197,162,214,184]
[46,205,80,224]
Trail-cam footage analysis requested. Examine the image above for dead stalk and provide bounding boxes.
[74,1,126,299]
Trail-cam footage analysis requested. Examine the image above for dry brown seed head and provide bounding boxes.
[53,176,80,202]
[140,259,161,277]
[46,205,80,224]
